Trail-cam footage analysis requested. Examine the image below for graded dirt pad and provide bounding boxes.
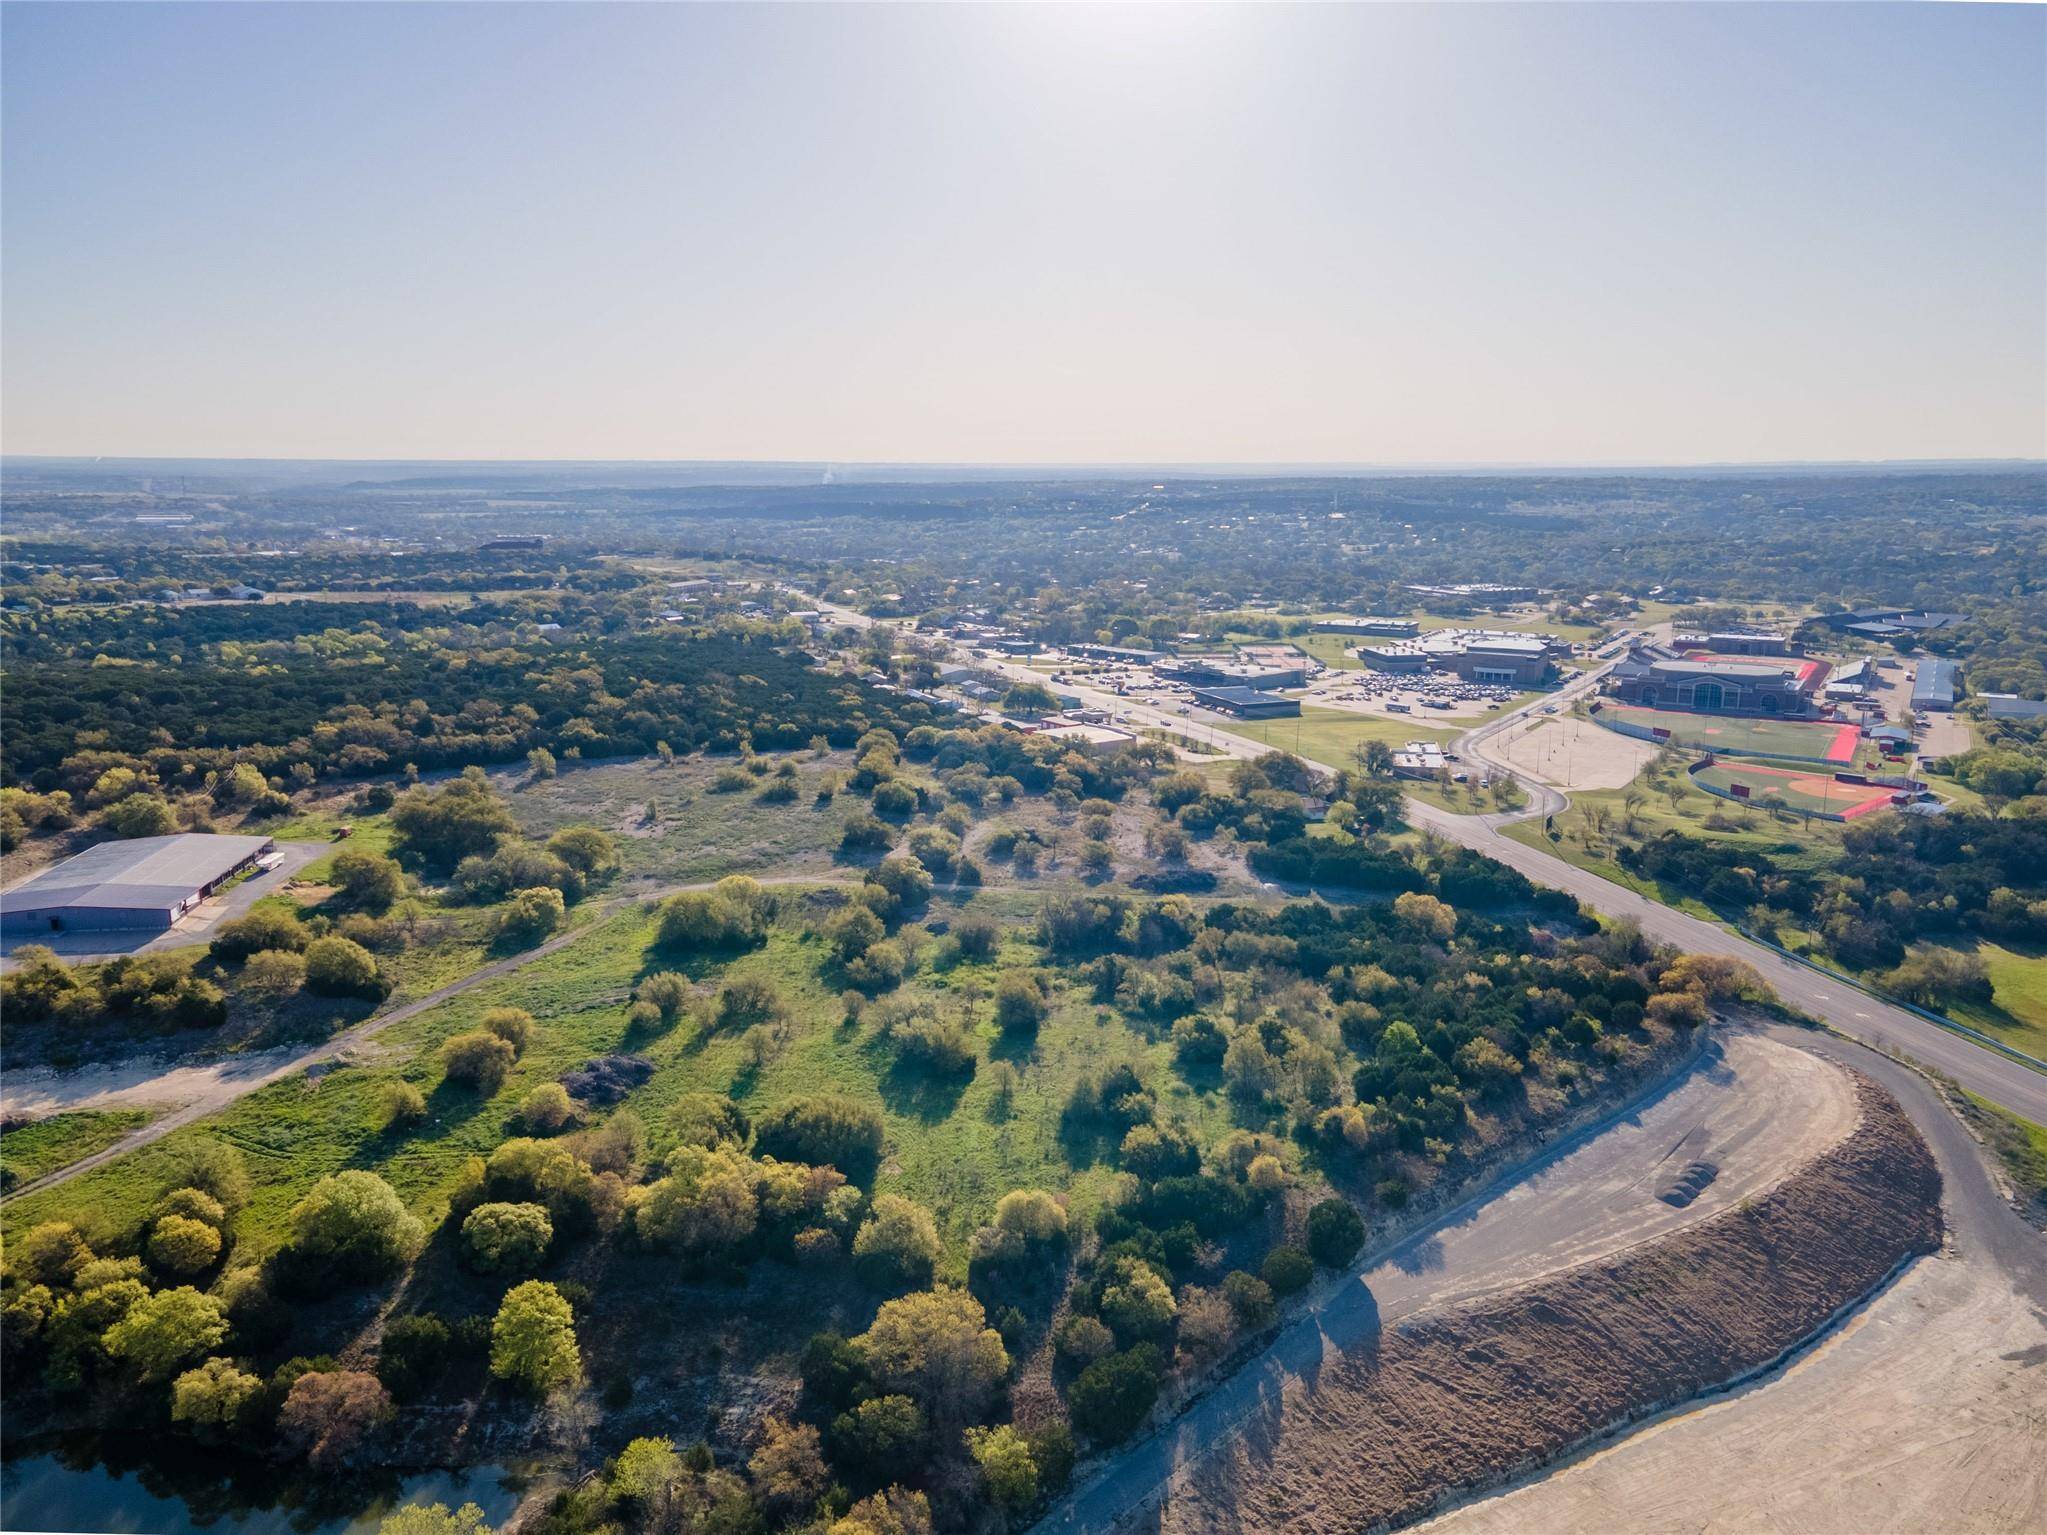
[1417,1251,2047,1535]
[1492,715,1658,791]
[1150,1072,1941,1535]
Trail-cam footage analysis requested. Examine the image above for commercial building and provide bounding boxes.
[1911,658,1958,712]
[1157,655,1304,691]
[1607,648,1825,717]
[1817,607,1967,639]
[1034,722,1136,755]
[1189,686,1301,719]
[1067,643,1170,665]
[1,833,275,935]
[1981,694,2047,721]
[1359,629,1560,686]
[1674,630,1799,656]
[481,535,548,551]
[1314,616,1419,638]
[1405,582,1541,605]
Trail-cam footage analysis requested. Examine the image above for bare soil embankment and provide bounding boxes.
[1154,1071,1942,1535]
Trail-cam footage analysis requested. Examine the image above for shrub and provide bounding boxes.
[749,1415,831,1519]
[1067,1344,1163,1444]
[1098,1257,1177,1341]
[1261,1245,1314,1296]
[993,970,1049,1033]
[1222,1270,1275,1326]
[831,1394,926,1482]
[855,1288,1009,1423]
[461,1202,555,1274]
[966,1423,1039,1509]
[521,1083,576,1134]
[483,1006,538,1054]
[668,1091,749,1150]
[440,1030,517,1093]
[634,971,692,1022]
[239,948,307,999]
[992,1188,1068,1248]
[497,886,566,946]
[170,1356,262,1434]
[756,1096,886,1184]
[285,1171,424,1280]
[656,877,772,950]
[277,1369,394,1469]
[304,935,380,997]
[156,1186,227,1228]
[545,826,619,879]
[146,1215,222,1275]
[1054,1314,1115,1369]
[852,1195,941,1290]
[103,1286,229,1381]
[802,1329,873,1411]
[1306,1197,1365,1269]
[378,1080,428,1130]
[490,1280,580,1395]
[376,1313,451,1400]
[331,849,405,910]
[839,813,894,853]
[209,907,310,963]
[715,975,783,1029]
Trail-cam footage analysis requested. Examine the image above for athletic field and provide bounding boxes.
[1596,703,1860,764]
[1691,761,1896,819]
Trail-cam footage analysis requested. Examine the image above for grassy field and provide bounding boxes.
[1214,706,1457,768]
[0,892,1242,1269]
[492,751,868,886]
[1596,704,1865,765]
[0,1108,158,1189]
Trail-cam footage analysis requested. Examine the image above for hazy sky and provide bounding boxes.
[4,2,2043,465]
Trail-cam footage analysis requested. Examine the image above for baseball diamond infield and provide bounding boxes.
[1690,760,1897,819]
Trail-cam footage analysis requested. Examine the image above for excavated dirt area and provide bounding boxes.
[1150,1071,1942,1535]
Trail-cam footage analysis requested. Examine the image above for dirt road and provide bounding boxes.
[1044,1030,1860,1532]
[1415,1030,2047,1535]
[0,874,863,1205]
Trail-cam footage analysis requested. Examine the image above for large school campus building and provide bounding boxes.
[1607,645,1828,717]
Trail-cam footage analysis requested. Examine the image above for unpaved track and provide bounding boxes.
[0,875,863,1204]
[1416,1028,2047,1535]
[1044,1030,1858,1532]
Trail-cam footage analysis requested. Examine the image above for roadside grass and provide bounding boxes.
[1213,707,1457,769]
[0,1108,158,1189]
[1402,776,1527,817]
[1956,1090,2047,1219]
[0,892,1244,1277]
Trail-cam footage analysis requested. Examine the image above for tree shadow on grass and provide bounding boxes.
[876,1056,972,1124]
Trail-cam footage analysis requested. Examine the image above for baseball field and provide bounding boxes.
[1690,760,1897,819]
[1596,703,1862,764]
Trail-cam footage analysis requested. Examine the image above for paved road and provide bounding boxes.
[803,592,2047,1120]
[1045,1029,1866,1531]
[1428,678,2047,1124]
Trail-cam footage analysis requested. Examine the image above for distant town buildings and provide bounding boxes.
[1313,616,1420,638]
[1405,582,1542,605]
[481,535,548,551]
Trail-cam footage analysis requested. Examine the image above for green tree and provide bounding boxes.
[1066,1344,1163,1445]
[378,1503,494,1535]
[239,948,307,999]
[304,935,380,996]
[286,1170,424,1279]
[102,1286,229,1382]
[854,1288,1008,1424]
[965,1423,1040,1509]
[440,1029,517,1093]
[331,849,406,910]
[146,1214,222,1275]
[490,1280,580,1395]
[461,1202,554,1274]
[852,1195,941,1291]
[1306,1197,1365,1268]
[170,1356,263,1434]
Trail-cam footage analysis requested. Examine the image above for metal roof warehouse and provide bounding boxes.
[0,833,275,934]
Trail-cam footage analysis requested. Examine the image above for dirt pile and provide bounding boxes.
[1154,1071,1942,1535]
